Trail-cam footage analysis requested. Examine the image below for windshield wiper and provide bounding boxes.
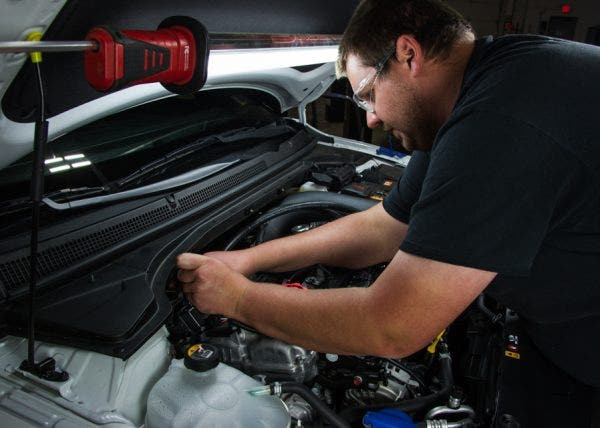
[42,160,239,211]
[116,122,292,189]
[44,186,108,201]
[0,187,110,216]
[0,196,32,216]
[2,122,293,213]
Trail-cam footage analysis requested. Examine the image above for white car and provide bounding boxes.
[0,1,502,427]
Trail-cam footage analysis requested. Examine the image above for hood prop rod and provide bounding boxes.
[18,33,69,382]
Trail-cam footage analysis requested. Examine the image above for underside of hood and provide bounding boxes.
[2,0,358,122]
[0,0,358,169]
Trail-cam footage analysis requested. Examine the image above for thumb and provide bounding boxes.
[176,252,211,270]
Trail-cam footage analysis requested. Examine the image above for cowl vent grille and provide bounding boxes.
[0,162,266,294]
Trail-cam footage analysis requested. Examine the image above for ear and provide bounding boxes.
[394,35,424,76]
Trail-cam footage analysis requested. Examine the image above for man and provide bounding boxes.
[177,0,600,425]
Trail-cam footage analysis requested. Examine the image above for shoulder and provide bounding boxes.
[457,36,600,122]
[450,37,600,178]
[465,35,597,83]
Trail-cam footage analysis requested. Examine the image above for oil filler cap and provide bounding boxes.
[184,343,219,372]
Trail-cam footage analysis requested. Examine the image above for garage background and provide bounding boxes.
[308,0,600,150]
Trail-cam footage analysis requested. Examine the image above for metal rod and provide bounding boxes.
[0,40,97,53]
[0,33,341,54]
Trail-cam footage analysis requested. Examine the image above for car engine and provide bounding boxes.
[162,190,506,428]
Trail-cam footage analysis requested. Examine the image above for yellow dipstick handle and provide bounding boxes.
[427,329,446,354]
[26,32,43,63]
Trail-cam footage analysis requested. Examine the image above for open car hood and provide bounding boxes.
[0,0,359,169]
[0,0,376,361]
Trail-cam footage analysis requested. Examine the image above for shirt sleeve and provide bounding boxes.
[400,111,570,275]
[382,150,429,224]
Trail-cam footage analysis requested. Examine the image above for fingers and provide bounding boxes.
[176,252,217,288]
[174,252,238,314]
[181,282,196,293]
[176,252,222,284]
[177,268,196,283]
[176,252,210,270]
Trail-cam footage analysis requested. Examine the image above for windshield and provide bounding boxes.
[0,89,283,206]
[0,88,300,238]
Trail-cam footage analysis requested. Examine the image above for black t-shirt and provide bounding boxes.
[383,35,600,387]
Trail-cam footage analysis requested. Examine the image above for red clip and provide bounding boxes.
[281,282,307,290]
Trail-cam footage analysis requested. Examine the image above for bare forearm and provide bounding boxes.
[184,243,495,360]
[177,251,407,355]
[235,282,400,355]
[245,203,407,272]
[232,250,495,358]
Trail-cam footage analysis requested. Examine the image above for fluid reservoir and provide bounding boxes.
[146,343,290,428]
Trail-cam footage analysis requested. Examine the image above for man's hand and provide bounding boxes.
[176,252,251,318]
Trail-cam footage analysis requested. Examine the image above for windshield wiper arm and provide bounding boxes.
[9,122,292,212]
[44,186,108,201]
[0,187,108,215]
[0,196,32,216]
[116,122,292,189]
[42,160,239,211]
[116,135,220,189]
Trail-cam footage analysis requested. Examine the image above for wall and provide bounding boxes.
[446,0,600,42]
[447,0,504,37]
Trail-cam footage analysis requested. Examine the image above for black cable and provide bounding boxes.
[27,61,48,367]
[21,56,68,382]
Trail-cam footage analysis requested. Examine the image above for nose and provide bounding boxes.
[366,111,382,129]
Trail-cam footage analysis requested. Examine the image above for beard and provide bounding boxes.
[385,83,440,152]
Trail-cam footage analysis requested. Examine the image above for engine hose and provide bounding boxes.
[392,353,453,413]
[272,382,350,428]
[339,353,454,423]
[476,295,503,324]
[278,191,377,211]
[225,200,366,250]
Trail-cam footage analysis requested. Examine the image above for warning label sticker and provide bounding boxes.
[504,350,521,360]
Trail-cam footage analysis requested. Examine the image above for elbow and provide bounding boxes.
[376,347,410,359]
[368,331,420,359]
[363,315,432,358]
[361,294,422,358]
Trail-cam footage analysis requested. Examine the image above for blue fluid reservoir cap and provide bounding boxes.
[375,147,407,159]
[363,408,417,428]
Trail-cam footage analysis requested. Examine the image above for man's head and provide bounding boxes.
[338,0,474,151]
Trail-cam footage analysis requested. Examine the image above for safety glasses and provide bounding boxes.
[352,47,396,113]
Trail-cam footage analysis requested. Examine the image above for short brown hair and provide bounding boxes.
[337,0,473,76]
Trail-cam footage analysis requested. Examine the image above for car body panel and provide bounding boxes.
[0,329,170,427]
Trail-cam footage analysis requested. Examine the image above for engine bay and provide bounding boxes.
[162,186,507,428]
[0,157,508,428]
